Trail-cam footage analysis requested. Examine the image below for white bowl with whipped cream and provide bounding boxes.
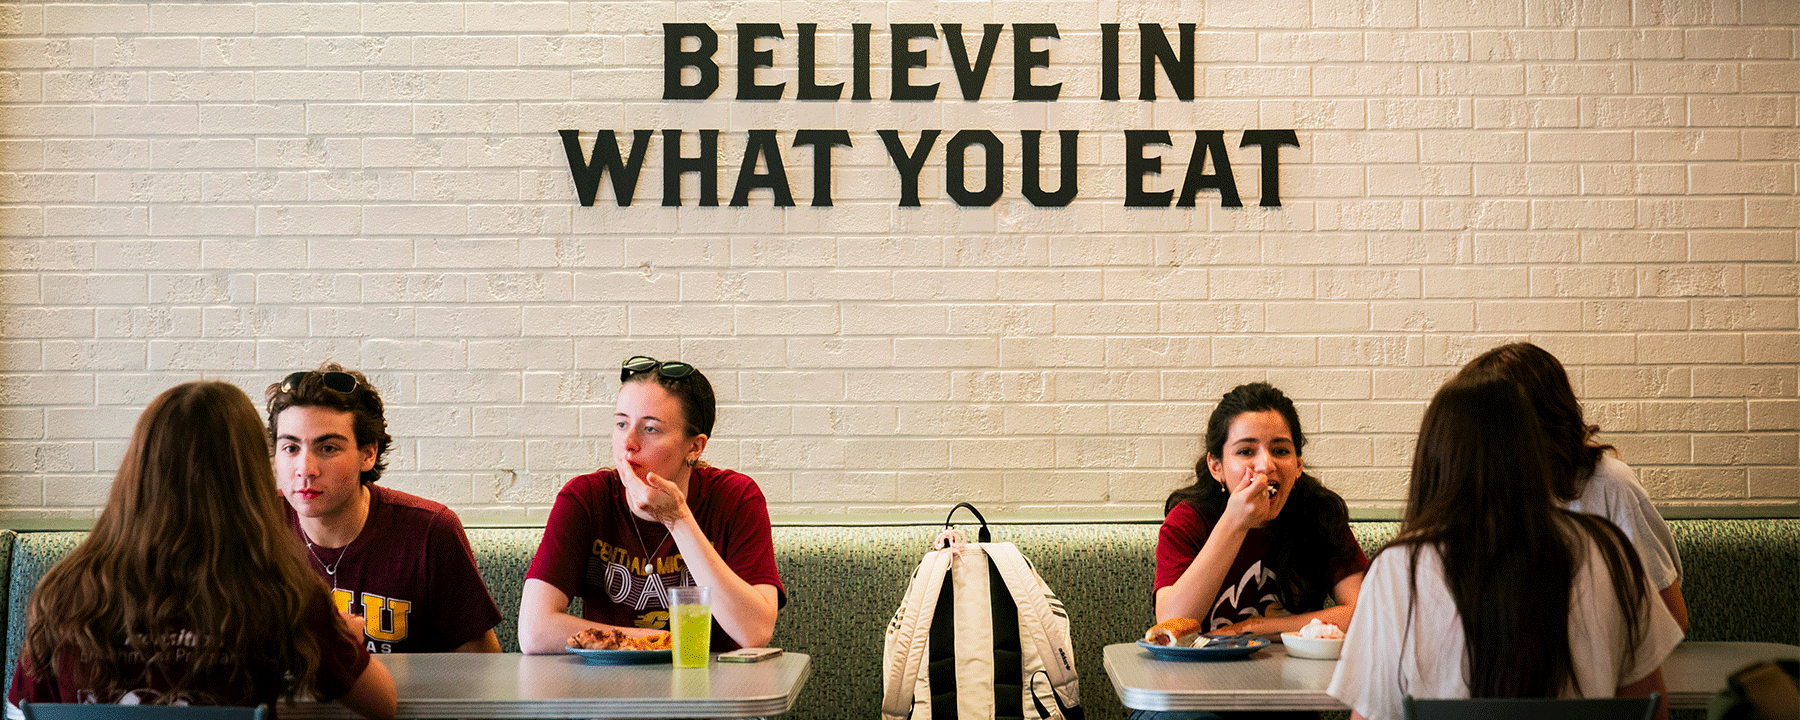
[1280,619,1345,660]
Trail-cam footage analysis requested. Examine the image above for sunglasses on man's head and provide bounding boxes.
[620,356,696,382]
[281,371,360,394]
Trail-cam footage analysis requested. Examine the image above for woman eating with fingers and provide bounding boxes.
[1154,383,1366,638]
[517,356,785,654]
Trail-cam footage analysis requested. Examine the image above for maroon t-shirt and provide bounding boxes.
[526,465,786,652]
[8,591,368,707]
[287,484,502,653]
[1154,500,1367,631]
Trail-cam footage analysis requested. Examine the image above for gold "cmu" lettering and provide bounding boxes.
[332,588,412,643]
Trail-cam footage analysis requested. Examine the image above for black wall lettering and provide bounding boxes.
[1140,23,1195,101]
[662,129,720,207]
[1022,129,1072,207]
[946,130,1004,206]
[736,24,786,100]
[1125,130,1173,207]
[891,24,940,101]
[1022,130,1078,207]
[794,129,853,206]
[1013,24,1060,101]
[731,130,794,206]
[880,129,941,207]
[602,23,1305,210]
[1179,130,1239,207]
[852,23,872,101]
[560,129,653,207]
[943,23,1003,101]
[1241,129,1300,207]
[1101,24,1120,101]
[796,24,843,101]
[663,23,719,100]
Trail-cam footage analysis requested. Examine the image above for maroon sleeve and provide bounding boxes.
[711,473,785,607]
[8,653,66,706]
[308,593,372,702]
[1329,521,1369,584]
[525,474,599,598]
[1154,501,1213,592]
[425,508,503,649]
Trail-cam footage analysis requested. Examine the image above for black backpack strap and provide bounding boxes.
[1028,670,1084,720]
[989,559,1023,720]
[928,574,958,720]
[943,502,992,543]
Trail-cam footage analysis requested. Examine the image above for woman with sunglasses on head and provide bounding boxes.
[1155,383,1366,637]
[1326,373,1680,720]
[8,381,395,718]
[518,357,785,654]
[1457,342,1688,631]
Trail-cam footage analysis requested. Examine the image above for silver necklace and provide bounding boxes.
[304,537,351,590]
[624,494,670,576]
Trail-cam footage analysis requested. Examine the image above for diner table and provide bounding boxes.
[282,651,812,719]
[1104,640,1799,712]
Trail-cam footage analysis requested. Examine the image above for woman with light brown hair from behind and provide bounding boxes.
[7,381,395,718]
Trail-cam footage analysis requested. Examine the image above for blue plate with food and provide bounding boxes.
[567,646,672,665]
[1135,636,1269,661]
[566,628,673,665]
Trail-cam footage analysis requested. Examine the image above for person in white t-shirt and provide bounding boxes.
[1459,342,1687,630]
[1327,372,1682,720]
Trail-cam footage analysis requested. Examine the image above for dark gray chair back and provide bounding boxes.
[19,702,269,720]
[1403,693,1659,720]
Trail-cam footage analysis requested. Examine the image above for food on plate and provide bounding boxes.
[1296,618,1344,640]
[568,627,674,651]
[1144,617,1208,647]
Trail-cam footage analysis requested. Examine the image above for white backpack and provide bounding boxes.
[882,504,1084,720]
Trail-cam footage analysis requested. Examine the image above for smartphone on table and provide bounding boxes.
[717,647,783,663]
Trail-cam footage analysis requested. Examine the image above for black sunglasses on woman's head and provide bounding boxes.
[620,356,696,382]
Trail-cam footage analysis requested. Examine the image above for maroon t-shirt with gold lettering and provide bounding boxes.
[525,466,786,652]
[287,484,501,653]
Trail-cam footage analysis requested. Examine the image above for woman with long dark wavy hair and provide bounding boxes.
[8,381,395,717]
[1459,342,1688,630]
[1327,372,1680,720]
[1155,382,1366,636]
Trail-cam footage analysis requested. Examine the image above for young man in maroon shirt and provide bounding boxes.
[268,364,503,654]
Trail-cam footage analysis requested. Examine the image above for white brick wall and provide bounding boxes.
[1,1,1795,522]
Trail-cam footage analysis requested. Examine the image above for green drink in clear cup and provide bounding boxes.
[669,586,711,668]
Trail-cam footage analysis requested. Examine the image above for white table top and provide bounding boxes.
[283,652,812,719]
[1104,640,1800,712]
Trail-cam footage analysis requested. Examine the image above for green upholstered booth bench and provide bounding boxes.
[5,519,1797,720]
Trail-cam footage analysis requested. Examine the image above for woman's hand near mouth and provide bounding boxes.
[1222,469,1282,530]
[616,453,690,525]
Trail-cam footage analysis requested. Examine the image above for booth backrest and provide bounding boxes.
[5,519,1797,720]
